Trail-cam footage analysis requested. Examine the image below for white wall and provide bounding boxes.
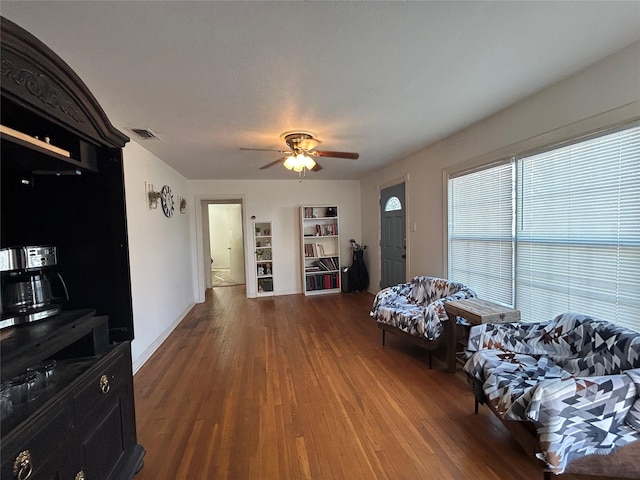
[360,41,640,293]
[122,141,195,371]
[190,179,361,299]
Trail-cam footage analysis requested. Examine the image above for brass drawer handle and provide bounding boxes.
[99,374,110,394]
[13,450,33,480]
[75,470,86,480]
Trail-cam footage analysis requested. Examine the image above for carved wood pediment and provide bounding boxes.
[1,16,128,148]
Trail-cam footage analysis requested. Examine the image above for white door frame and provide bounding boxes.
[193,194,248,302]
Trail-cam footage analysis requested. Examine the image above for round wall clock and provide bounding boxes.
[160,185,174,217]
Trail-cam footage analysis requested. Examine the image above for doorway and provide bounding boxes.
[380,182,406,288]
[207,203,245,287]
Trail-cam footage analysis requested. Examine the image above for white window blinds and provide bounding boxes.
[516,125,640,329]
[448,162,514,306]
[448,123,640,331]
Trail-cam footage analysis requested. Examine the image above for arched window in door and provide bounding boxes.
[384,196,402,212]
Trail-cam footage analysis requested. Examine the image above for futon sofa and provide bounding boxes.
[370,276,476,367]
[464,312,640,478]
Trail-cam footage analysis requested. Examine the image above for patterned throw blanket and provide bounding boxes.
[464,313,640,474]
[370,276,476,340]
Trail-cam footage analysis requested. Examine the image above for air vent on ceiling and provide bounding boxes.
[128,128,162,141]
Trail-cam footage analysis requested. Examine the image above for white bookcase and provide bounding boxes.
[300,206,341,295]
[253,221,274,297]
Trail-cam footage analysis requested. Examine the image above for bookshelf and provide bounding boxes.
[253,221,274,296]
[301,206,341,295]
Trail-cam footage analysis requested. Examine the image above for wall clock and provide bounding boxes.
[160,185,174,217]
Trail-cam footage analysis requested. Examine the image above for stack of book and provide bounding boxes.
[305,272,339,291]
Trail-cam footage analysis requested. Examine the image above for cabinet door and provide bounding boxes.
[81,393,127,480]
[74,344,137,480]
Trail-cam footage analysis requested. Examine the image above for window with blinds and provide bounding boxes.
[448,124,640,331]
[448,162,514,306]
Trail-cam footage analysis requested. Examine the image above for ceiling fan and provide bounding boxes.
[241,131,359,174]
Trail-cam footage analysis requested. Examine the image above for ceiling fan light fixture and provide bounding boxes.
[283,153,315,172]
[243,131,358,173]
[304,156,316,170]
[283,155,296,170]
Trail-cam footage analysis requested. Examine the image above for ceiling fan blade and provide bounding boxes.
[311,161,323,172]
[241,147,289,153]
[313,150,359,159]
[259,157,287,170]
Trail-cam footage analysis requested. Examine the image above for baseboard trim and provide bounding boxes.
[132,303,195,374]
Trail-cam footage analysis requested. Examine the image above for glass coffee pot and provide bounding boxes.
[0,246,68,329]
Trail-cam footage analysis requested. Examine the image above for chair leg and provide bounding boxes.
[382,329,385,346]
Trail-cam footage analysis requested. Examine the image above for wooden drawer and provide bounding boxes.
[73,346,130,424]
[1,405,74,479]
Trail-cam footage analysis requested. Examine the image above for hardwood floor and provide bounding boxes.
[133,287,609,480]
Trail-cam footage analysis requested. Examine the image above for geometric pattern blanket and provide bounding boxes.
[464,312,640,474]
[370,276,476,341]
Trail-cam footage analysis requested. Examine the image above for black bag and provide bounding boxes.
[347,249,369,291]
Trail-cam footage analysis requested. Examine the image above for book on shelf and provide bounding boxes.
[317,257,338,271]
[305,272,339,291]
[305,262,321,272]
[315,223,338,236]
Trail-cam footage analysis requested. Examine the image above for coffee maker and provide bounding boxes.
[0,246,69,329]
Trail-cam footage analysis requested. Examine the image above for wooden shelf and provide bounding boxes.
[301,206,341,295]
[1,124,71,157]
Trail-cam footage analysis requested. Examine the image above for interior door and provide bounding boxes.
[380,183,406,288]
[227,204,245,284]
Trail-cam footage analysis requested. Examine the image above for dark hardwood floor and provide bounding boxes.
[133,287,615,479]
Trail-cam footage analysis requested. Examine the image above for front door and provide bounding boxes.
[380,183,406,288]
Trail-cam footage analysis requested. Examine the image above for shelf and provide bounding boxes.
[1,124,71,157]
[305,288,341,296]
[300,206,341,296]
[0,309,104,381]
[253,220,274,297]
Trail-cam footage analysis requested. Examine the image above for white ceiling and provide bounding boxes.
[2,1,639,180]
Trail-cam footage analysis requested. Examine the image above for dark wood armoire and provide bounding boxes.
[1,16,145,480]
